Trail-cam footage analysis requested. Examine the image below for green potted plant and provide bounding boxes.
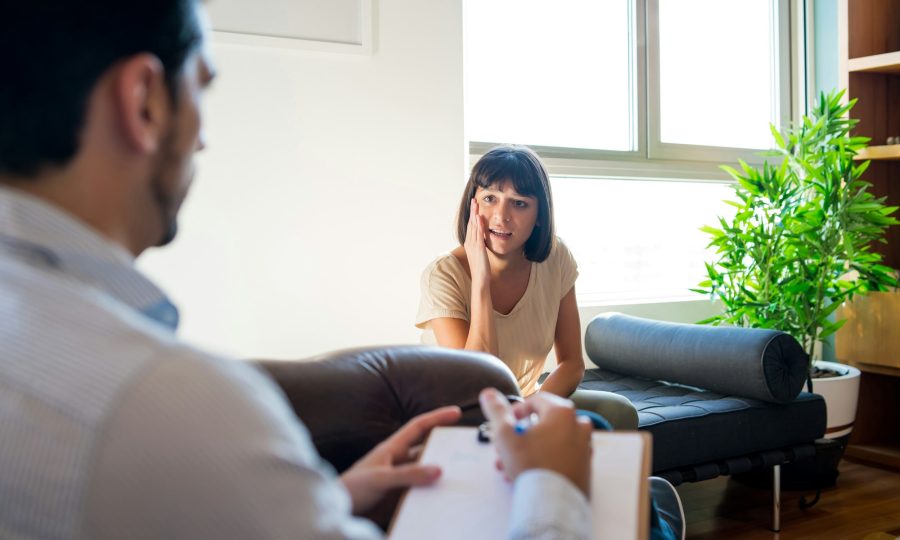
[694,90,898,456]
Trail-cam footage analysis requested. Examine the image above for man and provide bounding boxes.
[0,1,603,538]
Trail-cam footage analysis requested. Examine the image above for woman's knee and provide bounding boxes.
[569,389,639,430]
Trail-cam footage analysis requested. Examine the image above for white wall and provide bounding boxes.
[138,0,465,359]
[138,0,721,363]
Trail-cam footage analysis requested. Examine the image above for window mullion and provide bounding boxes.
[645,0,662,161]
[634,0,648,158]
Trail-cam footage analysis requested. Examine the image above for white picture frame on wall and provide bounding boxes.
[209,0,374,55]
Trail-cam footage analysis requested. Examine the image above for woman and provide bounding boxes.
[416,145,637,428]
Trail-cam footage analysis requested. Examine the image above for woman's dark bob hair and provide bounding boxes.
[456,145,555,262]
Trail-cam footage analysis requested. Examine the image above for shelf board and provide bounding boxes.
[848,51,900,74]
[845,443,900,470]
[851,362,900,377]
[854,145,900,161]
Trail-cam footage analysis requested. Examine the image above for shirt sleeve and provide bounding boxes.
[555,239,579,298]
[81,350,383,540]
[507,470,592,540]
[415,257,469,329]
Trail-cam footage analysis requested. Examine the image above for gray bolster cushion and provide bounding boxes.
[584,313,809,404]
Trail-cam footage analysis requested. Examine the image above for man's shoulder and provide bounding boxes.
[0,256,293,539]
[0,255,241,427]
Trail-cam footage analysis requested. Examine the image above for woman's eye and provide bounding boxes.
[482,195,495,203]
[514,200,528,208]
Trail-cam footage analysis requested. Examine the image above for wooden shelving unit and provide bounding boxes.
[843,363,900,469]
[847,47,900,162]
[835,0,900,470]
[847,50,900,74]
[855,144,900,161]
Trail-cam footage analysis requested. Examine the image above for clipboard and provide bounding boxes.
[389,426,652,540]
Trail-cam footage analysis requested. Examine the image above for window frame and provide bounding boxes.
[464,0,812,307]
[467,0,646,162]
[467,0,806,177]
[646,0,793,163]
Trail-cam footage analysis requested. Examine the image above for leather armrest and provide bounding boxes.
[254,345,520,472]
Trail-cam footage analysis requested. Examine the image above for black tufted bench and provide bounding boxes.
[577,313,827,532]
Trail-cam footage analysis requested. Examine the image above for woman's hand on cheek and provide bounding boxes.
[465,198,492,286]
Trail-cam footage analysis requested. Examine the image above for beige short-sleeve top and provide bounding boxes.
[416,238,579,396]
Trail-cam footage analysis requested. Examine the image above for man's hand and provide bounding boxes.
[340,406,462,515]
[479,388,593,496]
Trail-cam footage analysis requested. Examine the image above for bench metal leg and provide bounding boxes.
[772,464,781,532]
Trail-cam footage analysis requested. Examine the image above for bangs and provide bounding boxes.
[472,154,542,198]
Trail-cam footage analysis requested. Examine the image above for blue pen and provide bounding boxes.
[514,413,538,435]
[514,410,612,436]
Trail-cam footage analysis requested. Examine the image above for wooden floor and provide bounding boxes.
[679,460,900,539]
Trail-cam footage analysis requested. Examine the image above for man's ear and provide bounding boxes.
[113,54,171,155]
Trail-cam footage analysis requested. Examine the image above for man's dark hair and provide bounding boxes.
[456,145,556,262]
[0,1,203,177]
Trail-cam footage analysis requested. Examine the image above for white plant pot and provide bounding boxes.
[811,360,861,439]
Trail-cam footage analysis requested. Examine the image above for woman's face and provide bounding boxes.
[474,180,539,257]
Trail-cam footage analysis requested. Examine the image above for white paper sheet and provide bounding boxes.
[390,427,650,540]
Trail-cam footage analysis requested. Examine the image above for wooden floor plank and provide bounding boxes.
[677,460,900,539]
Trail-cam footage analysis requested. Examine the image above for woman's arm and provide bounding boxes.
[430,199,499,356]
[430,305,500,354]
[539,286,586,397]
[430,280,498,356]
[463,199,498,355]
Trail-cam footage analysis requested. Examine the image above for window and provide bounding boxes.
[464,0,798,305]
[552,176,734,304]
[464,1,633,151]
[649,0,791,160]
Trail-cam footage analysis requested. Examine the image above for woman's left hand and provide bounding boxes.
[464,198,492,289]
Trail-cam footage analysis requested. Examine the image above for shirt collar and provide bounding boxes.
[0,186,179,331]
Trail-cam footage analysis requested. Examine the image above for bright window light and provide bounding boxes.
[658,0,776,149]
[465,0,788,305]
[464,0,632,151]
[552,176,734,304]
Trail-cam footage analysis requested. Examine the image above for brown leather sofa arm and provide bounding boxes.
[253,345,521,473]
